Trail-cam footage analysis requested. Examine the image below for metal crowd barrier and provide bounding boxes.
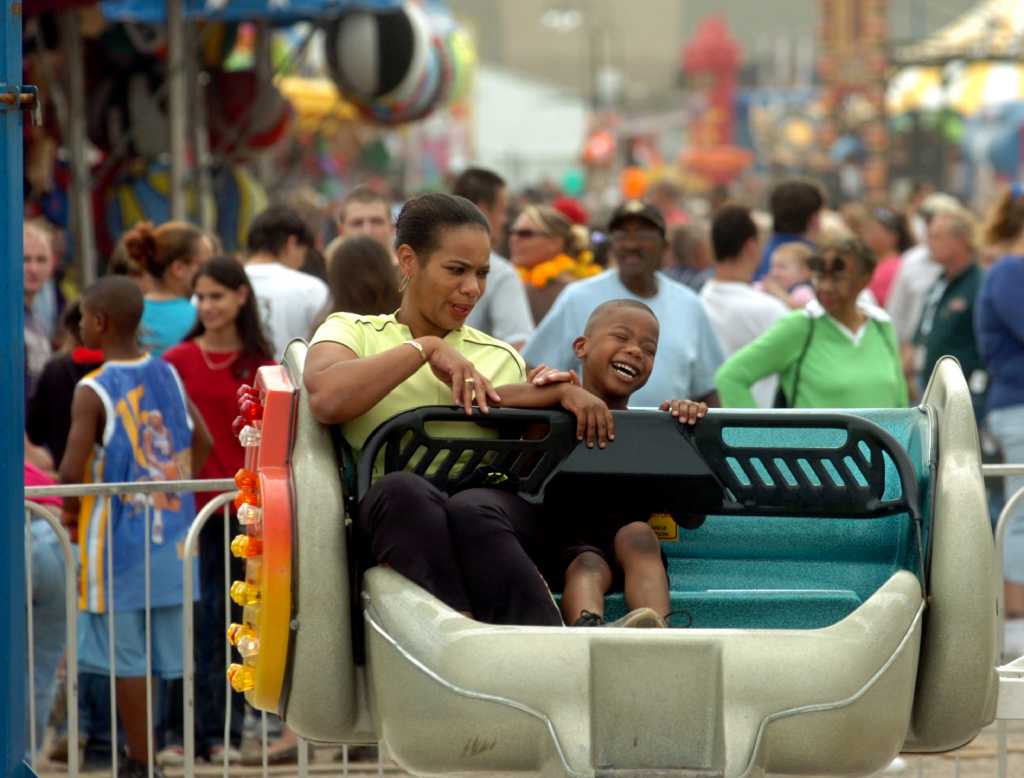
[21,468,1024,778]
[24,477,389,778]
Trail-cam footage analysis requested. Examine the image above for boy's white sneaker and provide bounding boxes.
[608,607,667,628]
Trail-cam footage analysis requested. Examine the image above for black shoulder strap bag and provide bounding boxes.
[773,315,817,409]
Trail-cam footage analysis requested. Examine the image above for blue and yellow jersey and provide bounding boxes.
[77,355,196,613]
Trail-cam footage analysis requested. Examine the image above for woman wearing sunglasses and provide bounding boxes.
[715,237,908,409]
[509,204,598,322]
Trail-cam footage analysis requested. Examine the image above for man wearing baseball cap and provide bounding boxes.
[523,199,724,407]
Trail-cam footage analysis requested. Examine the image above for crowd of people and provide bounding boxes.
[20,166,1024,774]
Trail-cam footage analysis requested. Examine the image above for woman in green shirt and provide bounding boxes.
[716,238,908,409]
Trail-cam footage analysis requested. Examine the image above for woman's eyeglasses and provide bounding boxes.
[807,238,874,281]
[509,228,548,240]
[807,255,848,281]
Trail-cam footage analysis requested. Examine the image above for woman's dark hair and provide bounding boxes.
[326,236,401,315]
[122,221,204,280]
[61,300,84,346]
[184,256,274,380]
[983,186,1024,247]
[818,236,878,276]
[300,244,328,281]
[769,179,825,234]
[246,205,315,257]
[394,193,489,263]
[873,208,913,253]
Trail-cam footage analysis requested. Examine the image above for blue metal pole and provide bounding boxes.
[0,0,29,774]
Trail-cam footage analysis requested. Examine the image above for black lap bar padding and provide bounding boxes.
[357,407,921,525]
[686,411,922,522]
[356,408,725,520]
[356,407,579,500]
[541,411,726,522]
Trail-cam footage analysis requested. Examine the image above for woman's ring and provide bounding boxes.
[464,377,475,384]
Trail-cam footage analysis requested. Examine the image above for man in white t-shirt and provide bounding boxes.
[700,203,789,408]
[244,206,329,358]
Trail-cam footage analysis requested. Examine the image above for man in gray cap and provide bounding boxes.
[523,200,724,407]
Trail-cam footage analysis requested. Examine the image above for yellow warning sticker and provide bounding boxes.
[648,513,678,542]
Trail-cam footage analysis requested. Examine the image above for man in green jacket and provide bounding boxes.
[913,207,986,414]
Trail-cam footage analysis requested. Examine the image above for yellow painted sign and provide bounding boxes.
[648,513,678,542]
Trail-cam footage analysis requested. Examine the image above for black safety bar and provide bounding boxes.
[354,407,921,525]
[689,411,921,522]
[356,407,579,501]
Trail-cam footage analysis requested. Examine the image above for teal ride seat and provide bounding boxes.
[602,407,935,629]
[354,405,934,632]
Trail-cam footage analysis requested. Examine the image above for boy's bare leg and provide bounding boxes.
[1007,581,1024,617]
[561,551,612,624]
[116,676,152,762]
[615,523,670,619]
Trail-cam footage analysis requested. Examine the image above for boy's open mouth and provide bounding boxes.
[611,361,640,381]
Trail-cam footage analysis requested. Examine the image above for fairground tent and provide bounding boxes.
[888,0,1024,116]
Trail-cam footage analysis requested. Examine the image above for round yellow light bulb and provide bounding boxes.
[229,581,261,607]
[230,534,262,559]
[227,622,256,646]
[228,663,255,693]
[237,634,260,659]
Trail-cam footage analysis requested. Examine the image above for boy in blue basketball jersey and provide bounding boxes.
[60,277,212,778]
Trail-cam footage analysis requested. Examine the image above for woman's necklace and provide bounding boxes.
[197,339,239,371]
[516,254,575,288]
[516,253,600,288]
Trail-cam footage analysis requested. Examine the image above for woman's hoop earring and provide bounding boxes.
[399,274,410,293]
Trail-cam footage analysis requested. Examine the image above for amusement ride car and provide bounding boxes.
[220,343,1017,777]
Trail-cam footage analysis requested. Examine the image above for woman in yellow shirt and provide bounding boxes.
[305,193,610,626]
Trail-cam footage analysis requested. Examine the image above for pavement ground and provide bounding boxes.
[31,720,1024,777]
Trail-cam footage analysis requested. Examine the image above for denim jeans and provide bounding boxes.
[28,521,67,757]
[991,404,1024,583]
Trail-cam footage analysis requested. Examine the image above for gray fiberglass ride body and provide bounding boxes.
[244,347,1000,777]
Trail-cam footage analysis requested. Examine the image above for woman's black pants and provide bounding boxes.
[356,472,561,626]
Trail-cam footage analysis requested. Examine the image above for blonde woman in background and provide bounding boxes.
[509,204,598,321]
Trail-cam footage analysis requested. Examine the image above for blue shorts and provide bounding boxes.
[77,605,184,679]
